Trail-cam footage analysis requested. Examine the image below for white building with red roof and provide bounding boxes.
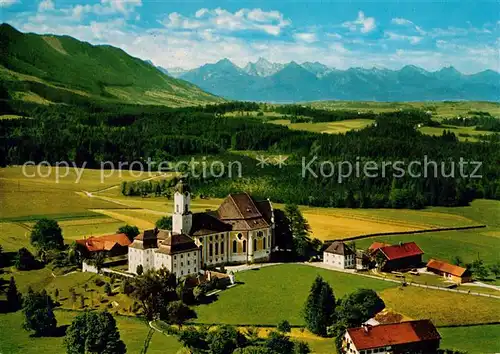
[343,320,441,354]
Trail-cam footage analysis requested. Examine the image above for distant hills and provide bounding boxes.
[0,24,221,107]
[162,57,500,102]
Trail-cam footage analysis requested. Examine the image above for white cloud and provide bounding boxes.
[161,8,291,36]
[293,32,318,43]
[38,0,54,12]
[342,11,376,33]
[326,32,342,40]
[385,31,423,45]
[0,0,19,8]
[391,18,413,26]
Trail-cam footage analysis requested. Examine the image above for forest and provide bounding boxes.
[1,99,499,209]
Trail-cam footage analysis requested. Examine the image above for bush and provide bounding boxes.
[14,248,38,270]
[104,283,112,296]
[277,320,291,333]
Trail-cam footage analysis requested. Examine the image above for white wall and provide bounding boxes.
[323,252,355,269]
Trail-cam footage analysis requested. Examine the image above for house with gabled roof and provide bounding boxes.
[128,179,275,276]
[343,320,441,354]
[323,241,355,269]
[76,233,131,257]
[426,259,472,284]
[372,242,424,271]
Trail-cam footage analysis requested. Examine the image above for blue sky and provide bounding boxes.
[1,0,499,73]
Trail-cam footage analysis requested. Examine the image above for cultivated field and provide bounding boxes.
[419,125,494,142]
[307,101,500,119]
[269,118,373,134]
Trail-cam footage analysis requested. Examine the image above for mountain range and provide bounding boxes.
[0,24,220,107]
[161,57,500,102]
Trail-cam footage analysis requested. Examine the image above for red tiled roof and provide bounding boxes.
[347,320,441,350]
[368,242,390,252]
[379,242,423,261]
[427,259,468,277]
[76,233,131,252]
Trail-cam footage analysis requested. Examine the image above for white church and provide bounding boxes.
[128,180,275,277]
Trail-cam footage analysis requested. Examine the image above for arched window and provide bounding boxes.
[253,239,257,252]
[237,233,242,240]
[243,240,247,253]
[215,243,219,255]
[209,244,213,257]
[176,204,179,213]
[220,241,224,254]
[232,240,237,253]
[263,237,266,249]
[258,231,263,237]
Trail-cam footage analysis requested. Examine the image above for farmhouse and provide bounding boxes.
[128,180,275,275]
[426,259,472,284]
[323,241,355,269]
[76,233,131,257]
[373,242,424,271]
[343,320,441,354]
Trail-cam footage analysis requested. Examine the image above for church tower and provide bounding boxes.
[172,179,192,234]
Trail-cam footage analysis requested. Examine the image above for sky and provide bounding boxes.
[1,0,499,73]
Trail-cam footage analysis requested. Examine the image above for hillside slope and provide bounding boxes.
[0,23,221,107]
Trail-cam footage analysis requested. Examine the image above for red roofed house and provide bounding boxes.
[343,320,441,354]
[374,242,424,271]
[368,242,390,254]
[76,233,131,257]
[426,259,472,284]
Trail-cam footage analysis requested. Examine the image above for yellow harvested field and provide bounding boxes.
[302,212,424,240]
[298,206,478,240]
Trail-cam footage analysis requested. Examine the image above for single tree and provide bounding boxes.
[22,288,57,336]
[266,331,294,354]
[117,225,140,241]
[136,264,144,276]
[293,340,311,354]
[163,300,194,327]
[129,268,177,320]
[489,262,500,278]
[303,276,335,337]
[64,310,126,354]
[207,325,245,354]
[7,276,22,311]
[104,282,112,296]
[277,320,291,333]
[30,218,64,250]
[452,255,463,266]
[284,204,311,258]
[156,216,172,230]
[178,326,208,352]
[470,259,490,280]
[14,247,38,270]
[335,289,385,328]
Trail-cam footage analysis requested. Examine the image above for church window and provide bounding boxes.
[209,244,213,256]
[253,239,257,251]
[188,261,190,265]
[220,241,224,254]
[232,240,237,253]
[215,243,219,255]
[221,234,224,239]
[243,240,247,253]
[176,204,179,213]
[258,231,263,237]
[209,236,213,241]
[199,237,203,243]
[181,262,183,266]
[215,234,218,240]
[237,233,242,240]
[263,237,266,249]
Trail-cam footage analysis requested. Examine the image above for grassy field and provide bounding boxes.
[194,264,397,326]
[0,311,182,354]
[269,119,374,134]
[380,286,500,326]
[439,324,500,354]
[307,101,500,119]
[419,125,494,141]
